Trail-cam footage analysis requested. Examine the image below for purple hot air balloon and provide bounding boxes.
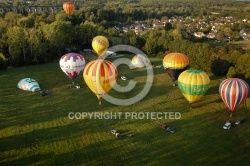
[219,78,249,117]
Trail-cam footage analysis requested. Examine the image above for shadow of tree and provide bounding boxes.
[211,59,231,77]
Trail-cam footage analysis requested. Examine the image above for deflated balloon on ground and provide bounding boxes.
[17,78,41,92]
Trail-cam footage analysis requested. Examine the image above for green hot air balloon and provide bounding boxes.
[178,69,210,108]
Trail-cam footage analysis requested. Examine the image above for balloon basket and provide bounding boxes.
[68,81,80,89]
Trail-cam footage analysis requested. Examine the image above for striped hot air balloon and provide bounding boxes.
[92,36,109,57]
[219,78,249,116]
[83,59,118,105]
[59,53,86,80]
[178,69,210,107]
[63,1,75,16]
[163,53,189,86]
[131,54,150,68]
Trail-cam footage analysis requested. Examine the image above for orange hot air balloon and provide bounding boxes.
[63,1,75,16]
[163,53,189,86]
[83,59,118,105]
[92,36,109,57]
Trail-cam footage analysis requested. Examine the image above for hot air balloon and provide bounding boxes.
[63,1,75,16]
[83,59,118,105]
[131,54,150,68]
[92,36,109,57]
[163,53,189,86]
[17,78,41,92]
[59,53,85,86]
[219,78,249,117]
[178,69,210,108]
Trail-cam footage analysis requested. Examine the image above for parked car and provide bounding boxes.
[235,118,246,125]
[223,122,231,129]
[121,76,127,81]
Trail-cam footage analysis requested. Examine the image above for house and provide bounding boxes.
[194,32,205,38]
[134,26,143,35]
[153,19,165,29]
[207,32,215,39]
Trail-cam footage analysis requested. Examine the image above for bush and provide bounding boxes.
[0,53,7,69]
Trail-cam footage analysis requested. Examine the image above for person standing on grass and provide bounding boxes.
[115,132,121,139]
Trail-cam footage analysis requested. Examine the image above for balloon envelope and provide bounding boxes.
[59,53,85,80]
[163,53,189,82]
[63,1,75,16]
[131,54,150,68]
[219,78,249,112]
[92,36,109,57]
[17,78,41,92]
[178,69,210,104]
[83,59,118,104]
[165,67,188,83]
[163,53,189,69]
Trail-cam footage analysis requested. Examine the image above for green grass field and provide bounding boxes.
[0,56,250,166]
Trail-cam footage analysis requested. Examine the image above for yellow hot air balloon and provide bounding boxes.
[163,53,189,69]
[163,52,189,86]
[83,59,118,105]
[178,69,210,108]
[92,36,109,57]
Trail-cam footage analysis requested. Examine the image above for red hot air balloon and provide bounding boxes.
[63,1,75,16]
[219,78,249,117]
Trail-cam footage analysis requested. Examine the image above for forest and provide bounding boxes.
[0,0,250,84]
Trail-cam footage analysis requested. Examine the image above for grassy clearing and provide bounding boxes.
[232,40,250,50]
[0,57,250,165]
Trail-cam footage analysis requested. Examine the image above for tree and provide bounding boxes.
[77,21,99,48]
[13,0,25,7]
[42,20,75,57]
[215,31,225,42]
[227,66,237,78]
[229,50,241,65]
[172,29,182,40]
[0,52,6,68]
[129,36,145,49]
[17,16,35,28]
[164,22,172,31]
[31,27,50,63]
[105,28,117,37]
[4,12,22,27]
[5,26,29,66]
